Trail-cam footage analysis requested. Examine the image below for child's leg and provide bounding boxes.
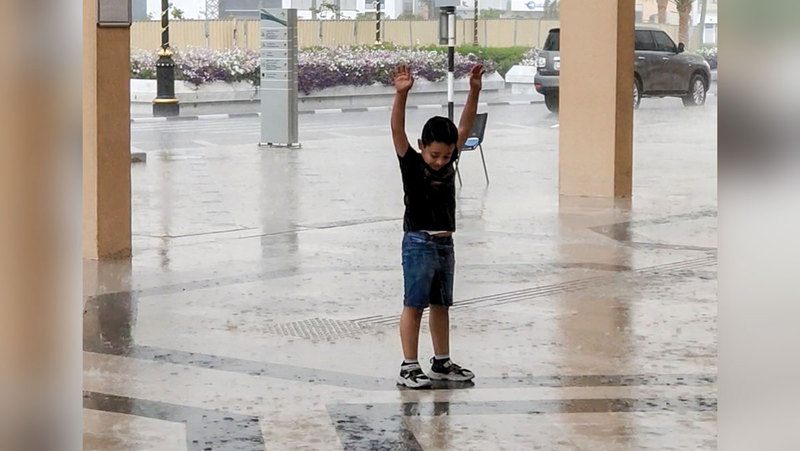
[429,305,450,356]
[429,238,455,357]
[400,306,424,360]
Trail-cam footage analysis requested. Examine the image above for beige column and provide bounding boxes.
[83,0,132,259]
[559,0,635,198]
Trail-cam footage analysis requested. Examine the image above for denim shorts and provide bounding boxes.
[402,231,455,309]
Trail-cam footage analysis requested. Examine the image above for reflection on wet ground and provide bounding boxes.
[85,99,717,449]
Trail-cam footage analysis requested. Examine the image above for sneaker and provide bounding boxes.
[396,362,432,389]
[429,357,475,382]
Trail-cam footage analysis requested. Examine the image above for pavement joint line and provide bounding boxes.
[192,139,216,147]
[197,113,228,120]
[228,112,260,118]
[165,115,199,121]
[131,117,167,123]
[130,101,549,123]
[314,108,343,114]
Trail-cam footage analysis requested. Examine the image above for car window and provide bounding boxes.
[653,31,677,53]
[635,30,656,51]
[544,31,559,51]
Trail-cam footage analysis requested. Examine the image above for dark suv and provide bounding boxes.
[534,27,711,113]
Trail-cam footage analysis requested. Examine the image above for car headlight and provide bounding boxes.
[536,57,546,68]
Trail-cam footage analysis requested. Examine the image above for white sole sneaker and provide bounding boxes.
[428,371,474,382]
[396,375,432,389]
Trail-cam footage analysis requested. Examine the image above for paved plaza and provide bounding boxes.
[84,91,717,450]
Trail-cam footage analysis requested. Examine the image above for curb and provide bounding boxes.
[130,100,544,123]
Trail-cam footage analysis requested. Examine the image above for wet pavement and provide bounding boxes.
[84,93,717,450]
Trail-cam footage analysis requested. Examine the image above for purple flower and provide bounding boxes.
[131,45,497,94]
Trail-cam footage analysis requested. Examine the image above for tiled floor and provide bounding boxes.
[85,97,717,450]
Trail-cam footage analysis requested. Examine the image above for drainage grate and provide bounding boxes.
[265,318,367,341]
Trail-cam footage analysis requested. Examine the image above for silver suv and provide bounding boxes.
[534,27,712,113]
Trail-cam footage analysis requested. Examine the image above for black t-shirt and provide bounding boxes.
[398,146,457,232]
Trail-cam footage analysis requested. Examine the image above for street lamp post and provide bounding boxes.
[153,0,180,116]
[436,1,458,120]
[446,7,454,121]
[473,0,478,46]
[375,0,382,44]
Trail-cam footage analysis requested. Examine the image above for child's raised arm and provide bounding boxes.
[391,64,414,157]
[457,64,484,149]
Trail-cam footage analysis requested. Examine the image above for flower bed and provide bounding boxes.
[699,46,718,70]
[519,47,541,67]
[131,47,259,85]
[131,46,497,95]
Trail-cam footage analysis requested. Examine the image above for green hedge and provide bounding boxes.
[415,45,530,77]
[303,44,531,78]
[450,46,531,77]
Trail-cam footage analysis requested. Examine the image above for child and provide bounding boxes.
[391,63,483,388]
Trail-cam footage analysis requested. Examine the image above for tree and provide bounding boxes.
[479,8,503,19]
[169,3,185,20]
[657,0,669,24]
[396,12,422,20]
[543,0,559,20]
[313,1,341,19]
[355,12,376,21]
[672,0,694,45]
[418,0,433,20]
[694,0,708,49]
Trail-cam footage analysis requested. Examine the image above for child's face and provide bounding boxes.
[418,140,455,171]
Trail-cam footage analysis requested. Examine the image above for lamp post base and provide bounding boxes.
[153,101,179,117]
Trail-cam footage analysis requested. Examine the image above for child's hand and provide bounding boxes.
[393,64,414,94]
[469,64,484,91]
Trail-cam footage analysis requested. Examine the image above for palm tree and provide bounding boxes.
[543,0,559,20]
[672,0,695,45]
[694,0,708,49]
[419,0,433,20]
[657,0,669,24]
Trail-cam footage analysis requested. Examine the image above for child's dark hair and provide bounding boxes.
[420,116,459,147]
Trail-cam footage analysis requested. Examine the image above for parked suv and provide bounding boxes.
[534,27,711,113]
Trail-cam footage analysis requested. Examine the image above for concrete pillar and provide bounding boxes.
[559,0,635,198]
[83,0,132,259]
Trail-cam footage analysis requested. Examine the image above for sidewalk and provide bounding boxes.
[130,86,544,119]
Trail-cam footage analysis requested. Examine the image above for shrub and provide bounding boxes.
[699,46,717,70]
[519,47,541,67]
[297,45,497,94]
[131,45,499,95]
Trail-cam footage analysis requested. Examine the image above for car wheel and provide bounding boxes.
[544,93,559,113]
[634,78,642,110]
[682,74,707,107]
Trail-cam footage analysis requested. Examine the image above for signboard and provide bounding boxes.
[511,0,545,12]
[259,8,299,148]
[97,0,132,27]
